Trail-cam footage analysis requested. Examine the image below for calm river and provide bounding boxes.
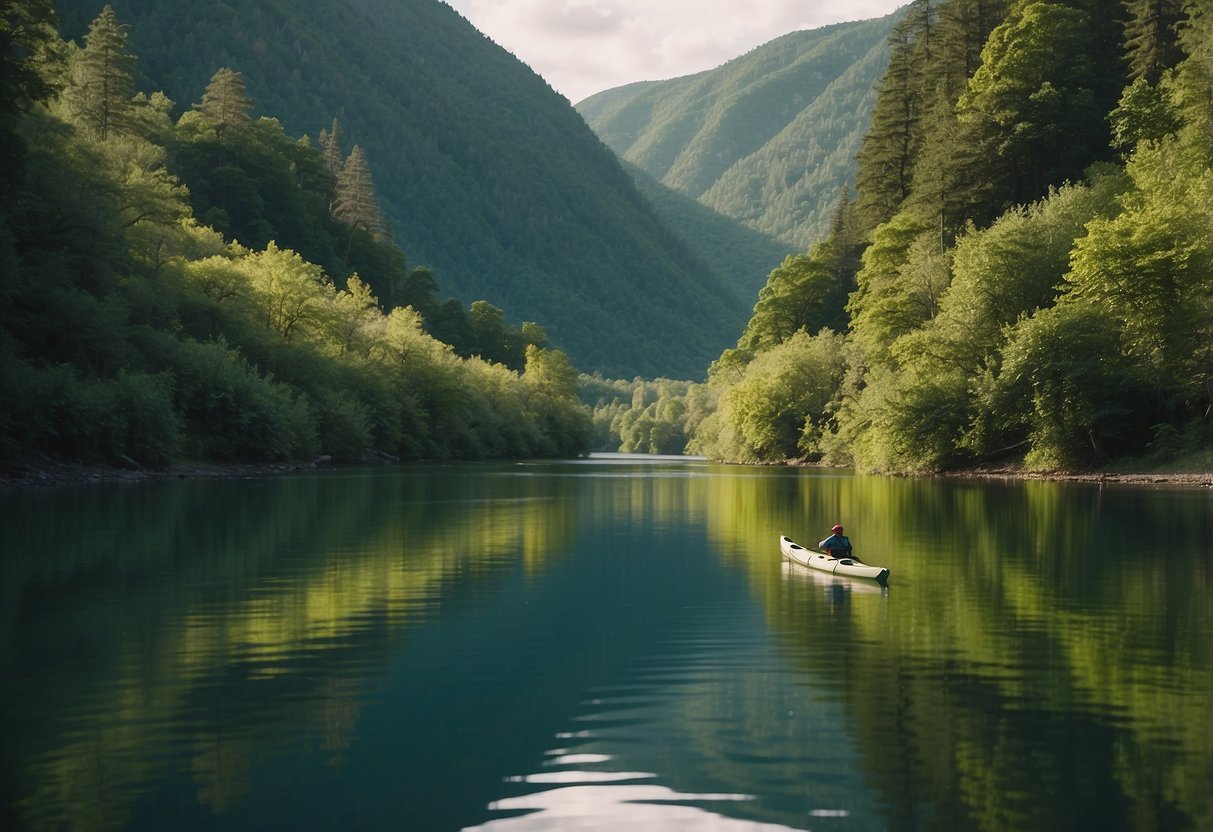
[1,455,1210,831]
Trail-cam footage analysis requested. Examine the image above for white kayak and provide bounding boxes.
[780,535,890,585]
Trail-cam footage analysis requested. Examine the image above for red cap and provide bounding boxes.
[831,524,843,533]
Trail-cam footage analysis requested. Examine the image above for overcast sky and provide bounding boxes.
[445,0,907,103]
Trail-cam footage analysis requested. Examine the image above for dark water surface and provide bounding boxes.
[2,456,1210,831]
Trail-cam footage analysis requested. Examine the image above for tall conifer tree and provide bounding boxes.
[1123,0,1189,84]
[333,145,383,254]
[321,118,343,183]
[936,0,1010,94]
[67,4,133,140]
[198,67,254,139]
[854,0,935,237]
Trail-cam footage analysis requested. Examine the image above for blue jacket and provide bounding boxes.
[818,533,852,557]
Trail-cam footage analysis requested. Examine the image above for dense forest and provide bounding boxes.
[577,15,899,250]
[50,0,752,379]
[597,0,1213,473]
[8,0,1211,475]
[0,2,594,469]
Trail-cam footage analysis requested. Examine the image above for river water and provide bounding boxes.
[1,455,1210,831]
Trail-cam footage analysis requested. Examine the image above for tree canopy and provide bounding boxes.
[0,6,593,470]
[691,0,1212,473]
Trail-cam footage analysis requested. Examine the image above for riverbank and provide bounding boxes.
[0,457,342,489]
[941,466,1213,489]
[5,455,1212,490]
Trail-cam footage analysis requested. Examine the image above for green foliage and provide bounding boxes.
[1109,76,1184,149]
[147,333,316,462]
[620,161,790,304]
[843,359,973,473]
[580,376,714,454]
[1123,0,1189,84]
[63,4,132,140]
[522,346,592,458]
[693,330,847,463]
[739,243,847,352]
[0,0,58,114]
[696,0,1211,474]
[845,209,936,364]
[54,0,747,379]
[0,9,594,469]
[956,1,1121,215]
[854,0,934,234]
[0,356,180,465]
[943,174,1126,363]
[578,14,901,251]
[0,0,58,211]
[982,302,1144,469]
[1064,133,1213,407]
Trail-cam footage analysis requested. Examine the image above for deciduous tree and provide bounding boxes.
[957,1,1113,213]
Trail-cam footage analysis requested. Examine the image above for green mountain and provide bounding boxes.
[576,14,901,249]
[620,161,791,303]
[53,0,751,379]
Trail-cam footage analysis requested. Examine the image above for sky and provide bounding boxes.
[445,0,907,103]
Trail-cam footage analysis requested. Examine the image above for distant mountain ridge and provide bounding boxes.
[577,14,901,249]
[54,0,755,378]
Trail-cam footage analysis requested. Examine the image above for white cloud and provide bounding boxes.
[447,0,906,102]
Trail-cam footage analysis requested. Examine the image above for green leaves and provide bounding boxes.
[1066,136,1213,399]
[695,0,1210,473]
[0,8,595,468]
[699,330,847,463]
[986,302,1142,469]
[956,1,1114,210]
[739,243,845,352]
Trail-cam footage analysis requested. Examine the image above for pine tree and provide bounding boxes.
[828,187,862,298]
[854,0,935,237]
[1124,0,1188,85]
[66,4,134,140]
[198,66,254,139]
[936,0,1010,96]
[333,145,383,255]
[321,117,343,187]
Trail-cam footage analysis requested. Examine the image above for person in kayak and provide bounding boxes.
[819,524,852,559]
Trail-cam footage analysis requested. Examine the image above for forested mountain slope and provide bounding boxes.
[620,162,791,302]
[54,0,747,378]
[1,4,596,469]
[684,0,1213,474]
[577,14,900,249]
